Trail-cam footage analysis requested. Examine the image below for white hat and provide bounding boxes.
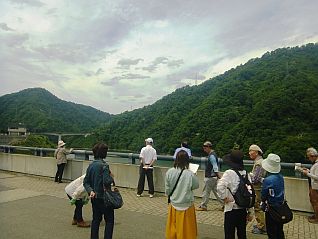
[58,140,66,147]
[249,144,263,154]
[145,138,153,144]
[262,153,281,173]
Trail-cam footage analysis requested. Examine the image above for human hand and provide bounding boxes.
[303,168,309,175]
[89,191,96,198]
[224,197,234,204]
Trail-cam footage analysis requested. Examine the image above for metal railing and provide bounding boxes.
[0,145,311,177]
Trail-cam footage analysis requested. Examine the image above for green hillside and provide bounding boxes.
[0,88,112,133]
[93,43,318,163]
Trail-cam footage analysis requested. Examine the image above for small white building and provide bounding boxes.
[8,127,28,136]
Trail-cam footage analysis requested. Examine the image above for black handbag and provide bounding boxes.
[103,187,124,209]
[268,200,293,224]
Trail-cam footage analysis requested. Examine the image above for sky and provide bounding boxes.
[0,0,317,114]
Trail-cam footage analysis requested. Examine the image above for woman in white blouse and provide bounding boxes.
[217,150,251,239]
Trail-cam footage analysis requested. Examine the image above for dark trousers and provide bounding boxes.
[91,198,114,239]
[224,209,247,239]
[137,164,154,195]
[265,211,285,239]
[67,194,84,222]
[55,163,66,182]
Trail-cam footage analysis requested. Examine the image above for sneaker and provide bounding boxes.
[71,219,77,225]
[308,217,318,224]
[252,226,266,234]
[196,206,207,211]
[137,194,141,197]
[149,194,154,198]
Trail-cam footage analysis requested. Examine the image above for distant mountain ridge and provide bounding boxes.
[0,88,112,133]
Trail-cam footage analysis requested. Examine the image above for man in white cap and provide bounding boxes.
[261,153,285,238]
[54,140,73,183]
[301,147,318,223]
[137,138,157,198]
[248,144,266,234]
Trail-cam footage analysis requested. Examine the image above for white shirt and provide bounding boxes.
[217,169,249,212]
[65,174,87,199]
[173,147,192,159]
[140,145,157,165]
[308,160,318,190]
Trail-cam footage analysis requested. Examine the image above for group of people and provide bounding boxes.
[54,138,318,239]
[164,142,318,239]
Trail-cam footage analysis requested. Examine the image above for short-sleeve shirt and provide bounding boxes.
[140,145,157,164]
[173,147,192,159]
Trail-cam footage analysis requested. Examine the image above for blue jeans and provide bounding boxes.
[91,198,114,239]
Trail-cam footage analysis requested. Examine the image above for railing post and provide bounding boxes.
[128,153,135,164]
[84,151,89,160]
[200,157,206,169]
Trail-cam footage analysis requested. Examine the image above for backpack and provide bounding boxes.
[228,170,256,208]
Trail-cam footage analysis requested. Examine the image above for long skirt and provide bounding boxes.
[165,204,197,239]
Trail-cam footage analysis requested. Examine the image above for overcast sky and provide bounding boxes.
[0,0,317,114]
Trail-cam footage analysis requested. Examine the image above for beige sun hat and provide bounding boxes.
[58,140,66,147]
[262,153,281,173]
[249,144,263,154]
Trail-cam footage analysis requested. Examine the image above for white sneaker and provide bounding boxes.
[137,194,141,197]
[149,194,154,198]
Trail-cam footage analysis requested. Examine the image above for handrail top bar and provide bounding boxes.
[0,144,312,168]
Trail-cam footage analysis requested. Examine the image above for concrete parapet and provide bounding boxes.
[0,152,313,212]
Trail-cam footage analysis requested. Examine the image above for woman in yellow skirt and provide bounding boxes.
[165,150,199,239]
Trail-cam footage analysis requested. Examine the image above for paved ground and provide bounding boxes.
[0,171,317,239]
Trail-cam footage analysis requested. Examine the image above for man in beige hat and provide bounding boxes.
[249,144,266,234]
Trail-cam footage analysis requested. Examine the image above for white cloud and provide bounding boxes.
[0,0,317,114]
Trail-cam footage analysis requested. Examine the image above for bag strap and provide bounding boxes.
[227,169,244,196]
[168,169,184,203]
[99,162,115,191]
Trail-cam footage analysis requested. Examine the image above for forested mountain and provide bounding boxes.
[92,43,318,163]
[0,88,112,133]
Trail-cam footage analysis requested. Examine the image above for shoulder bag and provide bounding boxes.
[168,169,184,204]
[101,163,124,209]
[103,182,124,209]
[267,200,293,224]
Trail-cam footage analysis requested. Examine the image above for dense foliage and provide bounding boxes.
[0,88,112,133]
[10,135,55,148]
[92,44,318,163]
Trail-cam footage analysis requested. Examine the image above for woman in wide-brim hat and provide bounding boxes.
[261,153,285,238]
[217,150,250,239]
[54,140,73,183]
